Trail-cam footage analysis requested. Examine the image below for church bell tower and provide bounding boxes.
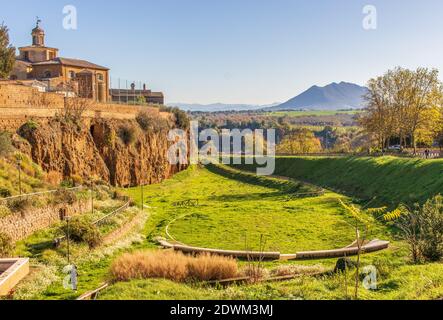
[32,17,45,46]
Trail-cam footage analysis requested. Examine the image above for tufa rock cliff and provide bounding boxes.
[14,117,187,187]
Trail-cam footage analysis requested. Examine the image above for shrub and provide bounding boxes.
[95,188,110,201]
[6,197,32,212]
[418,195,443,261]
[70,174,84,186]
[18,120,39,137]
[136,111,156,131]
[0,187,12,198]
[118,124,137,145]
[61,217,102,249]
[393,195,443,262]
[53,189,77,205]
[159,106,189,130]
[0,232,14,258]
[112,190,127,200]
[110,251,238,283]
[0,131,13,157]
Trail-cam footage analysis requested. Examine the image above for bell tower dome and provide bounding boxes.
[32,17,45,46]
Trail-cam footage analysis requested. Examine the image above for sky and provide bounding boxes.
[1,0,443,105]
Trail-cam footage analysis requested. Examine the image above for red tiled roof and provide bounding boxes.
[32,57,109,70]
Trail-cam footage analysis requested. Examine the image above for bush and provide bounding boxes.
[159,106,189,130]
[110,251,238,283]
[61,217,102,249]
[53,189,77,205]
[136,111,156,131]
[70,174,84,186]
[118,124,137,145]
[418,195,443,261]
[6,197,32,212]
[0,232,14,258]
[0,187,12,198]
[395,195,443,262]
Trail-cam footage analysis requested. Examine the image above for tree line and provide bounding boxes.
[360,67,443,152]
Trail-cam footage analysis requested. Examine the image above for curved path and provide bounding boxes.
[157,238,390,261]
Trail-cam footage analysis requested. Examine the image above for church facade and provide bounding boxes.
[11,21,110,102]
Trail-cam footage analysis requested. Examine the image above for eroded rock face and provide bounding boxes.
[15,118,187,187]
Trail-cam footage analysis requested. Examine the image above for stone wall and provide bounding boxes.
[0,83,170,132]
[0,200,90,242]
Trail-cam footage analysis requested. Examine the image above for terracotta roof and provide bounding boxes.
[32,57,109,70]
[18,45,59,51]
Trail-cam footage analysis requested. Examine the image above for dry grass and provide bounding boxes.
[110,250,238,283]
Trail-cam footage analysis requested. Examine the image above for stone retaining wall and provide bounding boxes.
[0,83,170,132]
[0,199,90,242]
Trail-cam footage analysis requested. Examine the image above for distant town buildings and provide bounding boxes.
[10,20,164,105]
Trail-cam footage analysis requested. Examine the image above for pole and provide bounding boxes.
[118,78,121,104]
[67,217,71,264]
[17,160,22,195]
[141,183,144,212]
[91,182,94,215]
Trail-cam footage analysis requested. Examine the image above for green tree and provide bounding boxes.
[0,23,15,79]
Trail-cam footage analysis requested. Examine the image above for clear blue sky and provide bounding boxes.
[2,0,443,104]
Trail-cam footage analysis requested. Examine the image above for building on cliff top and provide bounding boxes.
[10,19,165,105]
[10,19,110,102]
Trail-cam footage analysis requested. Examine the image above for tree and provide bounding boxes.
[360,67,443,152]
[0,23,15,79]
[277,128,322,154]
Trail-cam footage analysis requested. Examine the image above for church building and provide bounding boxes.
[11,20,110,102]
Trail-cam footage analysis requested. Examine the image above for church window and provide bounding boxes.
[44,70,52,78]
[69,71,76,78]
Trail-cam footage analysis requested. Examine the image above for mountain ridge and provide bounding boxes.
[269,82,368,111]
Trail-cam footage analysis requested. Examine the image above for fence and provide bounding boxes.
[108,77,164,106]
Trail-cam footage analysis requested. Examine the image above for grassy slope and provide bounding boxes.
[0,154,47,195]
[99,165,443,300]
[128,164,366,253]
[234,156,443,207]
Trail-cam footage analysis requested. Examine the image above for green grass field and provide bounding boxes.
[9,160,443,300]
[233,156,443,207]
[99,164,443,300]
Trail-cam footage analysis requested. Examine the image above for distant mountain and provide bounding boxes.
[169,102,281,112]
[269,82,368,111]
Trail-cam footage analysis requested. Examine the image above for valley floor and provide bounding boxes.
[10,164,443,300]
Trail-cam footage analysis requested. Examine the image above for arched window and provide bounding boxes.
[69,71,76,79]
[97,73,104,81]
[43,70,51,78]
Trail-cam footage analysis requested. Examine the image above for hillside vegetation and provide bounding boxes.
[233,156,443,207]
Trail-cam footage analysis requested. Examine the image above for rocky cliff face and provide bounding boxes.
[14,117,187,187]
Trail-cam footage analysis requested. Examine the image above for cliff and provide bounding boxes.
[14,117,187,187]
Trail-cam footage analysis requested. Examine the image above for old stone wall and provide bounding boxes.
[0,83,170,132]
[0,199,90,242]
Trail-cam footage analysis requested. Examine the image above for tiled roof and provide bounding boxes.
[32,57,109,70]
